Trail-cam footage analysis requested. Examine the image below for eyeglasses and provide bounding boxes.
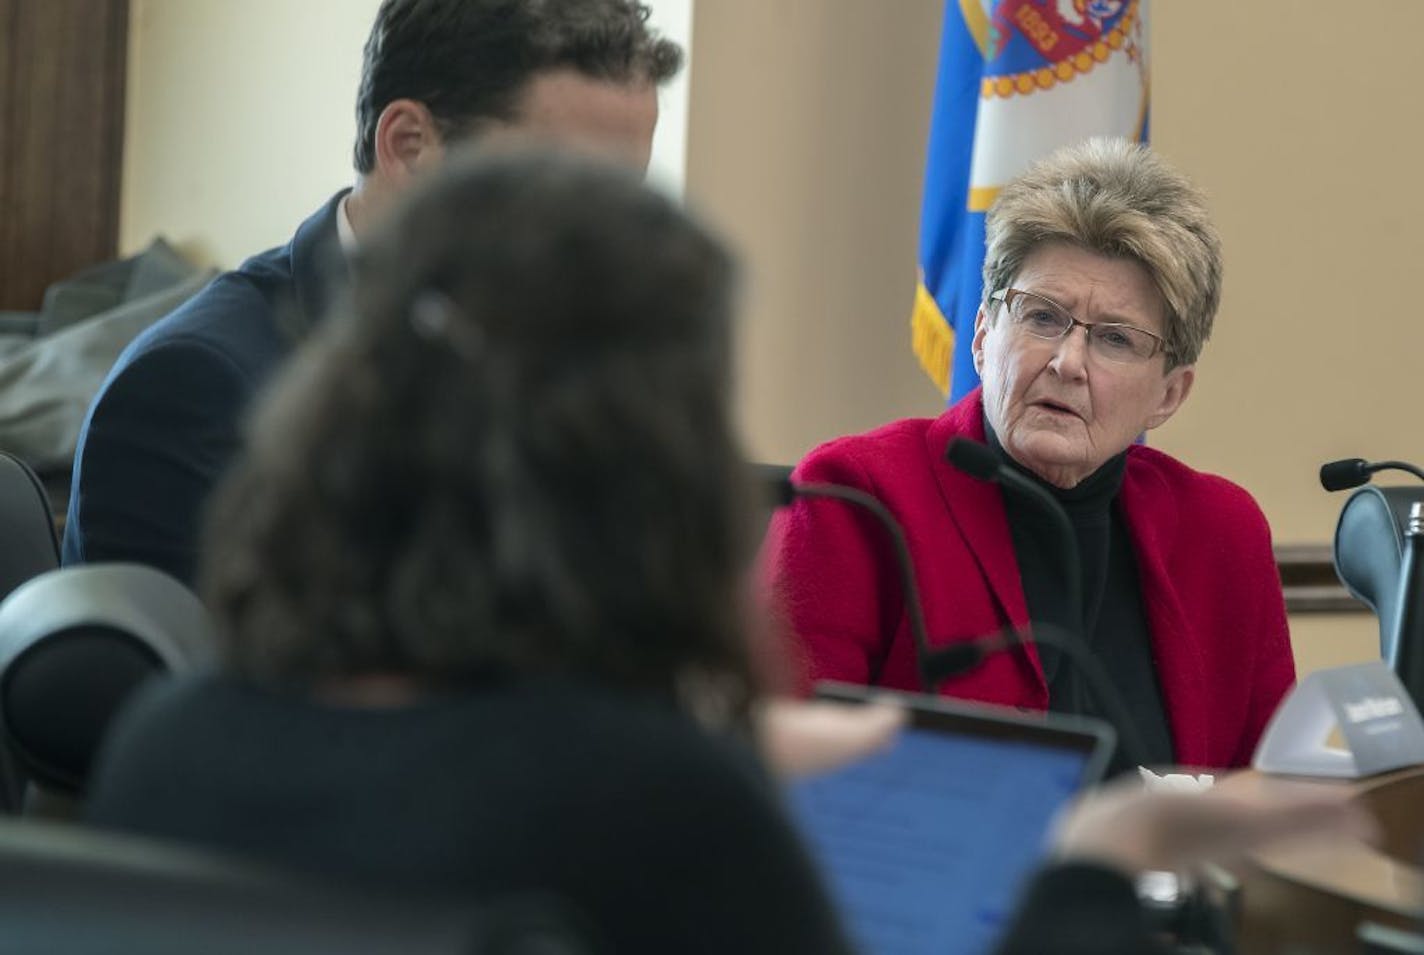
[989,288,1167,365]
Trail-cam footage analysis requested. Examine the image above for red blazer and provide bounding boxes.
[764,390,1295,769]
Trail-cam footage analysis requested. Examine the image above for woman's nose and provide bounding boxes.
[1048,325,1091,380]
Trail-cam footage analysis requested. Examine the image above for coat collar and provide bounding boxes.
[922,387,1048,694]
[1119,455,1212,765]
[283,189,350,343]
[924,388,1035,645]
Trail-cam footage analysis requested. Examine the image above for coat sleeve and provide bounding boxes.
[63,339,250,585]
[760,439,908,691]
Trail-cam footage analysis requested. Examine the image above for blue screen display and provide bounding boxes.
[787,726,1088,955]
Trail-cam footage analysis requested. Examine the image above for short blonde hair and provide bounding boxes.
[982,138,1221,367]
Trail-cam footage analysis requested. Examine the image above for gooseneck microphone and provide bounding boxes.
[770,476,961,690]
[929,625,1150,770]
[1320,457,1424,492]
[942,438,1150,769]
[945,439,1083,631]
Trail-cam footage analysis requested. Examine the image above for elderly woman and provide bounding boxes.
[767,139,1293,770]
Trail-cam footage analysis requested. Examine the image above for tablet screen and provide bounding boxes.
[787,723,1090,955]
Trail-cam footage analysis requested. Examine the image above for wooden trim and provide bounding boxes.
[1276,542,1368,614]
[0,0,129,311]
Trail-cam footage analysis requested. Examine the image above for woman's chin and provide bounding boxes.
[1006,435,1092,487]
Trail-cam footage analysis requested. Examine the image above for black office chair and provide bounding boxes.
[0,452,58,814]
[1333,485,1424,659]
[0,818,591,955]
[0,450,60,602]
[0,564,217,814]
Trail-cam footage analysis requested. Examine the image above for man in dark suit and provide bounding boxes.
[63,0,683,584]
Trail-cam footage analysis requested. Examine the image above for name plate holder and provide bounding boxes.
[1253,661,1424,778]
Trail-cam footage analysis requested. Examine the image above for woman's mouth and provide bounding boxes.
[1033,399,1082,419]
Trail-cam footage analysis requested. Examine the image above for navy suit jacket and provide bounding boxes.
[63,192,348,584]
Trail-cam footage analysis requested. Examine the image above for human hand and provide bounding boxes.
[1052,775,1377,875]
[757,699,905,779]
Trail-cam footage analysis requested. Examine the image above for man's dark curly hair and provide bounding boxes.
[201,150,760,722]
[353,0,683,173]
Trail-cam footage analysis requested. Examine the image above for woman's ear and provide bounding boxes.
[1144,364,1195,430]
[372,99,446,188]
[970,306,989,375]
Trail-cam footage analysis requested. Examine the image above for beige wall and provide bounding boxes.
[1149,1,1424,546]
[686,0,1416,673]
[1150,1,1424,671]
[120,0,382,268]
[686,0,944,467]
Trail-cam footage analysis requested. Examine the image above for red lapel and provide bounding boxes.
[1120,453,1212,766]
[923,391,1046,692]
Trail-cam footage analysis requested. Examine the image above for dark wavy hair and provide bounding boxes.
[201,151,759,722]
[354,0,684,173]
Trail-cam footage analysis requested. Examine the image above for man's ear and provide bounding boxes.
[1144,364,1195,430]
[372,99,445,187]
[970,306,990,375]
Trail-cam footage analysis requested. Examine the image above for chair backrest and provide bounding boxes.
[0,564,217,803]
[0,818,591,955]
[1333,485,1424,658]
[0,450,59,603]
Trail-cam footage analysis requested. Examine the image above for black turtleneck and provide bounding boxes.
[984,420,1175,770]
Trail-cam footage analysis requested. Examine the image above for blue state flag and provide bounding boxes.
[912,0,1152,402]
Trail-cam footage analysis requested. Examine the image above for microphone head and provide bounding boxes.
[750,463,797,507]
[1320,458,1371,492]
[944,438,1002,482]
